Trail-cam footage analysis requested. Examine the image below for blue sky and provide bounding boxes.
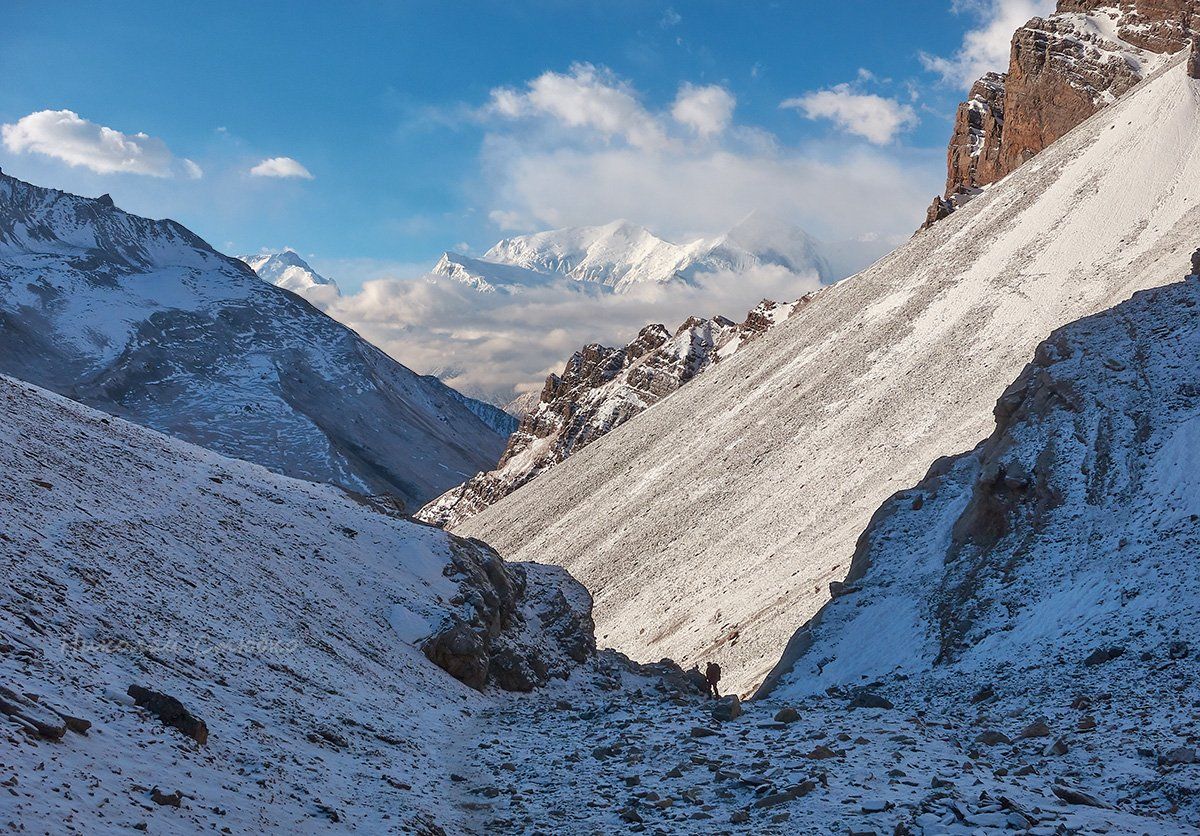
[0,1,1047,291]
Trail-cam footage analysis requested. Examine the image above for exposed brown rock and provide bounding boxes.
[421,538,596,691]
[927,1,1199,229]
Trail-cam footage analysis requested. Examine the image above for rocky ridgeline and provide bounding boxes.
[924,0,1196,228]
[416,298,807,528]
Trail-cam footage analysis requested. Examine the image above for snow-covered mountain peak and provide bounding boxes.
[432,214,841,297]
[430,251,561,293]
[240,249,340,303]
[0,169,215,271]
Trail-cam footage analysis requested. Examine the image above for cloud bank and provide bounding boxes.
[323,266,827,404]
[0,110,201,178]
[476,65,939,244]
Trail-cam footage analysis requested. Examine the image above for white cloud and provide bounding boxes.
[780,84,919,145]
[337,63,938,400]
[478,65,938,244]
[0,109,198,178]
[920,0,1056,88]
[487,63,668,150]
[323,264,826,402]
[182,159,204,180]
[479,138,935,244]
[249,156,314,179]
[671,83,736,137]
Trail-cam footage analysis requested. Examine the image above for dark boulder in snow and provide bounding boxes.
[710,695,743,722]
[127,685,208,745]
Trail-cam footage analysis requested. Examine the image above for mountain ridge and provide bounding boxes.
[0,170,507,508]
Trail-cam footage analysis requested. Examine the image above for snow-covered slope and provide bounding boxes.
[418,299,804,529]
[767,276,1200,697]
[431,215,839,294]
[429,252,562,294]
[0,171,507,508]
[756,276,1200,826]
[0,373,594,832]
[458,53,1200,693]
[240,249,340,306]
[437,380,520,437]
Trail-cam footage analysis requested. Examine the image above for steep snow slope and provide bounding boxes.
[0,374,592,833]
[460,54,1200,693]
[418,299,804,529]
[0,171,506,508]
[240,249,340,306]
[768,276,1200,698]
[429,251,562,294]
[437,380,520,437]
[759,277,1200,825]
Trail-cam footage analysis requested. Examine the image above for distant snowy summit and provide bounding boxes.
[429,214,873,295]
[240,249,340,305]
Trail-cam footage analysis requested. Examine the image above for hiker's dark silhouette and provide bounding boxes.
[1190,248,1200,278]
[705,662,722,698]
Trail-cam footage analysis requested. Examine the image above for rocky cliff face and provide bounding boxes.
[925,1,1194,228]
[415,298,807,529]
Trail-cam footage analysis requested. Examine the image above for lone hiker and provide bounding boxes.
[705,661,722,699]
[1190,248,1200,279]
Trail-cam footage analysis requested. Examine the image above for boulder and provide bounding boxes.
[1083,646,1124,666]
[773,706,799,724]
[422,622,489,690]
[1160,746,1198,766]
[1052,784,1108,808]
[711,695,743,722]
[127,685,208,745]
[848,690,893,710]
[1018,719,1051,739]
[150,788,183,807]
[976,730,1012,747]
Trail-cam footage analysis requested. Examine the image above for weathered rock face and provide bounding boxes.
[925,1,1195,229]
[421,536,596,691]
[415,298,809,529]
[945,73,1006,201]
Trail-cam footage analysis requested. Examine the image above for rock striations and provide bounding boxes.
[925,0,1195,228]
[416,299,806,529]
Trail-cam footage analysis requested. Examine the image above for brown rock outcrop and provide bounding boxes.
[925,1,1198,230]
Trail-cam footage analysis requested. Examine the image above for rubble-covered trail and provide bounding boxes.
[447,661,1199,835]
